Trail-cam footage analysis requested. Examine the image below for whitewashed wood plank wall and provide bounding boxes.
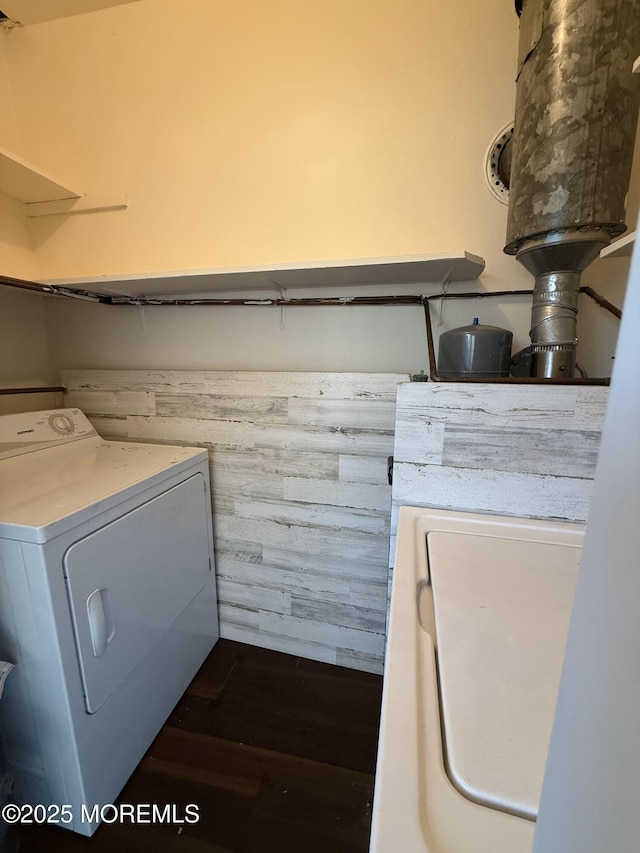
[390,382,609,562]
[62,369,409,674]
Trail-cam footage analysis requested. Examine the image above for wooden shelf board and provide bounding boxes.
[634,56,640,74]
[0,146,82,204]
[46,252,486,298]
[600,231,635,260]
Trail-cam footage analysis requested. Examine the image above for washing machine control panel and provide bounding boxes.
[48,412,76,436]
[0,409,98,459]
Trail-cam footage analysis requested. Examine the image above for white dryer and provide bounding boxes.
[0,409,218,835]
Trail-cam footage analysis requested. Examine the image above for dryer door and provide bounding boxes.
[64,473,212,713]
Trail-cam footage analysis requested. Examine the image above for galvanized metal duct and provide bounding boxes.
[504,0,640,378]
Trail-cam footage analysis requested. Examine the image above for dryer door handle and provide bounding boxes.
[86,588,114,657]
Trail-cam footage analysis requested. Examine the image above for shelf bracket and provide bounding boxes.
[25,194,128,218]
[436,267,453,327]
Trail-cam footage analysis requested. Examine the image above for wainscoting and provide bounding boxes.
[390,382,609,560]
[62,370,409,674]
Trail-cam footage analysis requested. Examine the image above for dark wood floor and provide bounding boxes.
[16,640,383,852]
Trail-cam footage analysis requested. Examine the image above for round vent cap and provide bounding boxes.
[485,122,514,205]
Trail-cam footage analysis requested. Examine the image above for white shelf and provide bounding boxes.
[46,252,486,298]
[0,146,82,204]
[600,231,636,259]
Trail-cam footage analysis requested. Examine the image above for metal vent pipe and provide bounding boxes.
[504,0,640,378]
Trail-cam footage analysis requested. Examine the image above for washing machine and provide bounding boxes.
[370,506,585,852]
[0,409,218,836]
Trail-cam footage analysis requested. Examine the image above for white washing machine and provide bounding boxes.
[0,409,219,836]
[371,506,585,852]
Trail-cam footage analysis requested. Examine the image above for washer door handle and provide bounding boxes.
[86,588,114,657]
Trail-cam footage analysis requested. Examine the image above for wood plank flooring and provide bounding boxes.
[16,640,383,853]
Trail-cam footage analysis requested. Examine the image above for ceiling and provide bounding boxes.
[0,0,140,26]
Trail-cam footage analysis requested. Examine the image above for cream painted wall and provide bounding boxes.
[0,0,635,379]
[0,34,41,281]
[5,0,526,285]
[0,35,20,151]
[0,194,40,282]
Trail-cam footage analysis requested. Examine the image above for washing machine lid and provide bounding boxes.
[0,437,207,543]
[427,531,581,820]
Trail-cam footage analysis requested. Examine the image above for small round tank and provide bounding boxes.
[437,319,513,379]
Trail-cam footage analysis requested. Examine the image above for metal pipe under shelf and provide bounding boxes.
[0,387,66,396]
